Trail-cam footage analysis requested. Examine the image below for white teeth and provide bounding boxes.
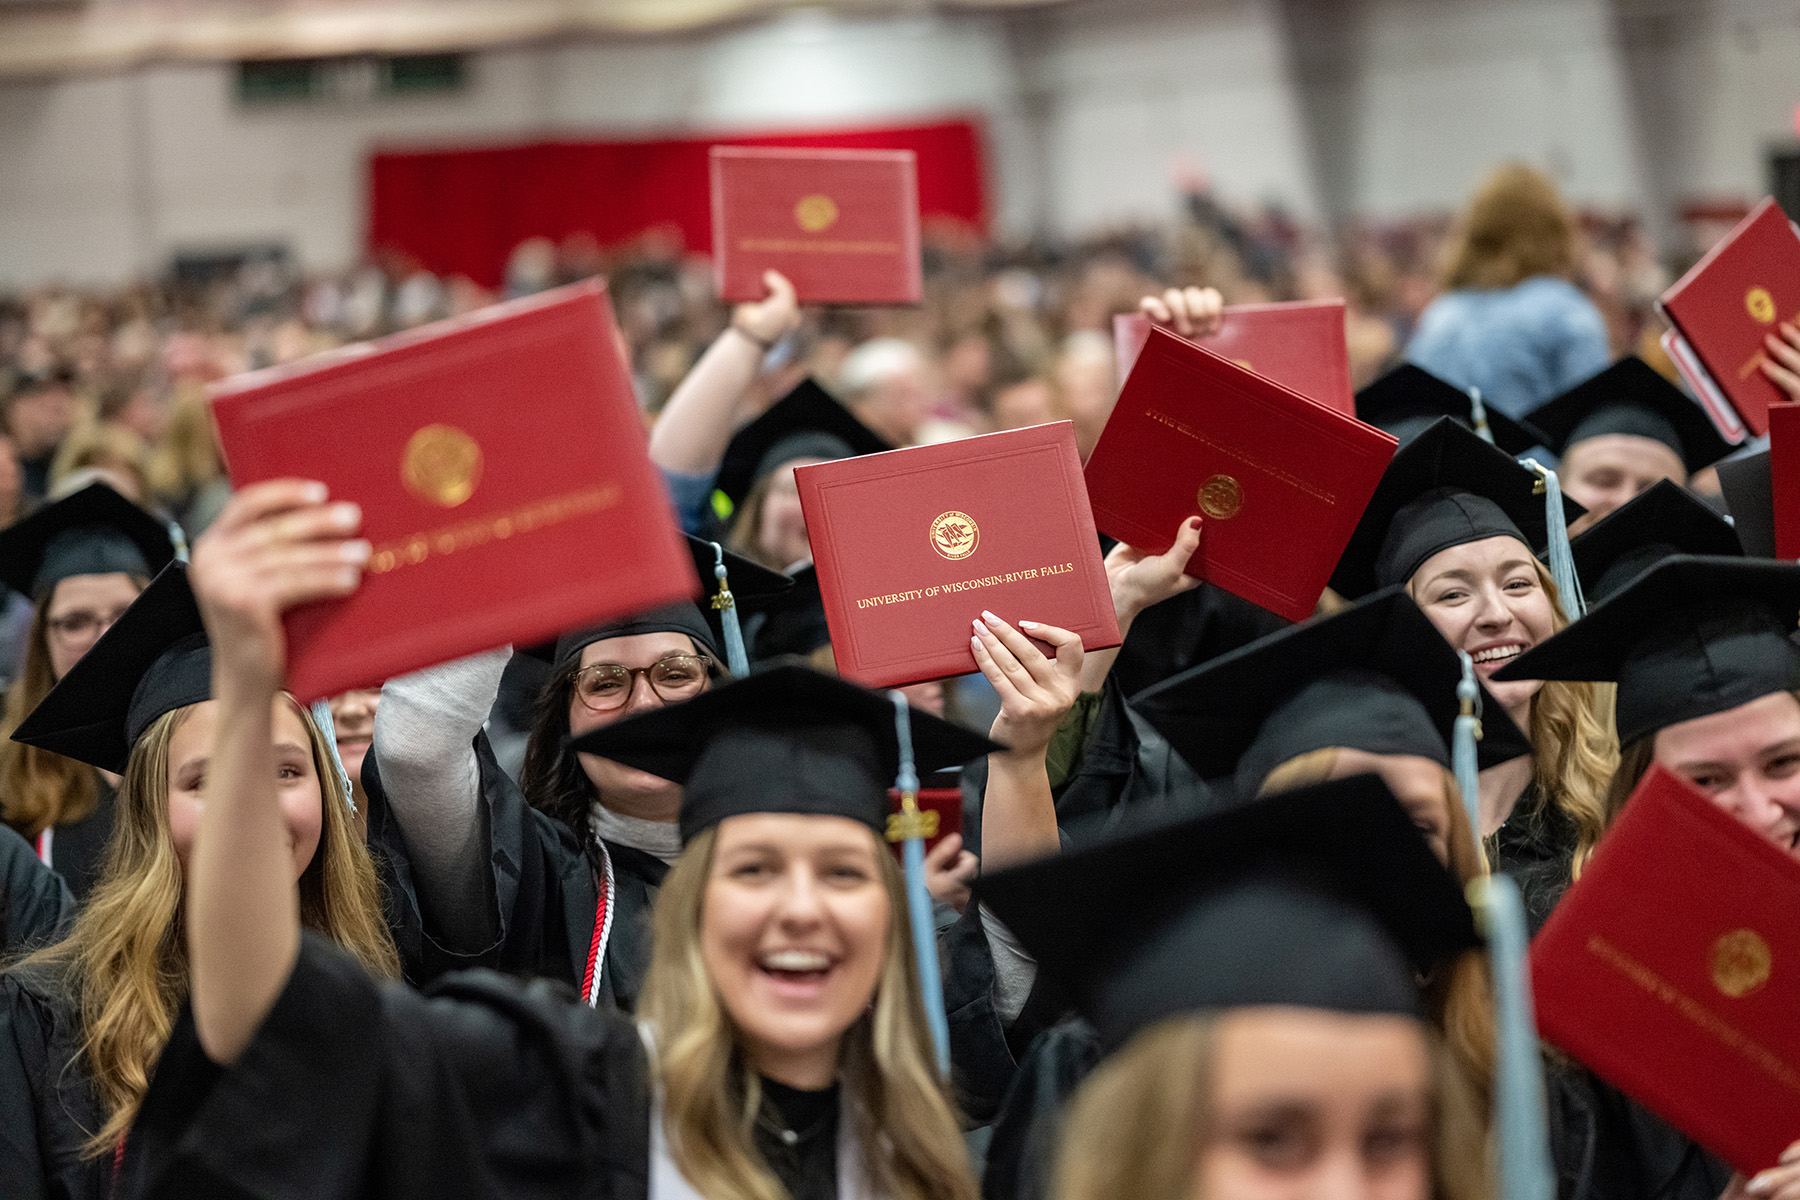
[761,950,831,972]
[1473,645,1522,664]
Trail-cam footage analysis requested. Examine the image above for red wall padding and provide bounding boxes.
[367,117,988,288]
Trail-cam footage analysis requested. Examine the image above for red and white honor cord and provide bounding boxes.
[579,841,617,1008]
[34,826,52,868]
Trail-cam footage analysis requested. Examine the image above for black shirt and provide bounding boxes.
[755,1078,841,1200]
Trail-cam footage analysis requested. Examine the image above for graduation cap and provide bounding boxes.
[712,378,891,516]
[569,663,1000,843]
[1492,555,1800,745]
[976,775,1480,1048]
[524,535,791,674]
[1570,479,1742,604]
[1355,363,1540,456]
[0,482,176,600]
[1526,356,1735,475]
[1330,417,1585,603]
[747,562,830,664]
[13,562,207,773]
[1131,588,1531,794]
[1716,449,1776,559]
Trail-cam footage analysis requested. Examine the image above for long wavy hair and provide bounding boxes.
[1051,1013,1490,1200]
[12,697,399,1155]
[0,584,146,838]
[1408,561,1616,877]
[638,825,979,1200]
[1441,163,1579,292]
[1259,748,1496,1114]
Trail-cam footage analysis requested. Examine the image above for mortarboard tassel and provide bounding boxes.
[1467,386,1496,445]
[308,698,359,815]
[1452,650,1484,843]
[1468,874,1556,1200]
[707,541,750,676]
[888,690,952,1075]
[1519,459,1587,620]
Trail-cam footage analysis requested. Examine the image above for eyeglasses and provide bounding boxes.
[571,654,713,712]
[45,609,127,643]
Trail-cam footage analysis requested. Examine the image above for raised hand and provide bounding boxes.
[1105,516,1204,628]
[731,269,801,349]
[971,613,1085,761]
[923,832,978,913]
[189,480,368,691]
[1762,322,1800,404]
[1139,286,1225,340]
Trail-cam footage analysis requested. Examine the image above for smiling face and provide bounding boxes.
[327,688,380,789]
[166,698,324,879]
[701,812,892,1088]
[1408,535,1557,726]
[1652,691,1800,859]
[568,631,712,823]
[1192,1007,1434,1200]
[1560,434,1686,534]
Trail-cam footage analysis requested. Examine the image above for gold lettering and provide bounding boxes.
[365,484,623,576]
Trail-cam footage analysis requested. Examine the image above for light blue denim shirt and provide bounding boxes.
[1405,276,1611,419]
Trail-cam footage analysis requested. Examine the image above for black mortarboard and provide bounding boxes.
[569,664,1000,843]
[1716,450,1776,559]
[1570,479,1742,604]
[1331,418,1583,600]
[1131,588,1530,792]
[12,563,209,772]
[977,775,1480,1048]
[712,378,891,513]
[1526,357,1734,475]
[748,563,831,663]
[523,535,791,670]
[1355,363,1539,456]
[1492,555,1800,745]
[0,483,176,600]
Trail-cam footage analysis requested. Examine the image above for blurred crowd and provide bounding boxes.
[0,177,1693,554]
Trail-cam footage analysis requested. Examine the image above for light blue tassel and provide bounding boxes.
[308,698,358,815]
[167,519,190,564]
[1519,459,1586,620]
[1453,650,1483,842]
[1469,874,1556,1200]
[1467,386,1496,445]
[888,690,951,1075]
[706,541,749,676]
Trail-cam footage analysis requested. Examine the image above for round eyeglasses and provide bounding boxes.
[570,654,713,712]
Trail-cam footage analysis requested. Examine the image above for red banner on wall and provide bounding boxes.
[368,118,987,289]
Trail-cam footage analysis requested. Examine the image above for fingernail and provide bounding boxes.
[330,502,361,529]
[341,539,372,563]
[1019,619,1038,629]
[1783,1143,1800,1165]
[972,618,985,634]
[302,482,328,503]
[1748,1174,1774,1195]
[970,635,981,650]
[982,610,999,625]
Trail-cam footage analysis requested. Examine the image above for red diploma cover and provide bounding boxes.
[1085,325,1397,623]
[888,780,964,859]
[1531,763,1800,1174]
[711,146,922,306]
[795,421,1120,689]
[1769,402,1800,560]
[1659,197,1800,437]
[1113,300,1355,415]
[209,280,695,703]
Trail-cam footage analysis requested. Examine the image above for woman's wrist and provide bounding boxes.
[729,322,776,352]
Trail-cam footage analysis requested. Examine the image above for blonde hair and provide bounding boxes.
[14,698,399,1156]
[145,380,222,506]
[1258,748,1495,1110]
[1051,1013,1490,1200]
[49,421,151,502]
[1599,689,1800,830]
[639,825,978,1200]
[1441,163,1579,291]
[0,587,127,838]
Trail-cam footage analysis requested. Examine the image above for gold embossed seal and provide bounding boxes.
[930,511,979,561]
[1710,929,1771,998]
[795,194,840,233]
[1198,474,1244,520]
[1747,286,1777,325]
[402,425,483,508]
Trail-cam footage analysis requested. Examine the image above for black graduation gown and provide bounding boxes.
[1489,783,1578,937]
[12,779,117,906]
[0,958,109,1200]
[1107,584,1289,701]
[362,731,663,1008]
[119,934,654,1200]
[1,823,73,957]
[979,1019,1100,1200]
[1545,1061,1731,1200]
